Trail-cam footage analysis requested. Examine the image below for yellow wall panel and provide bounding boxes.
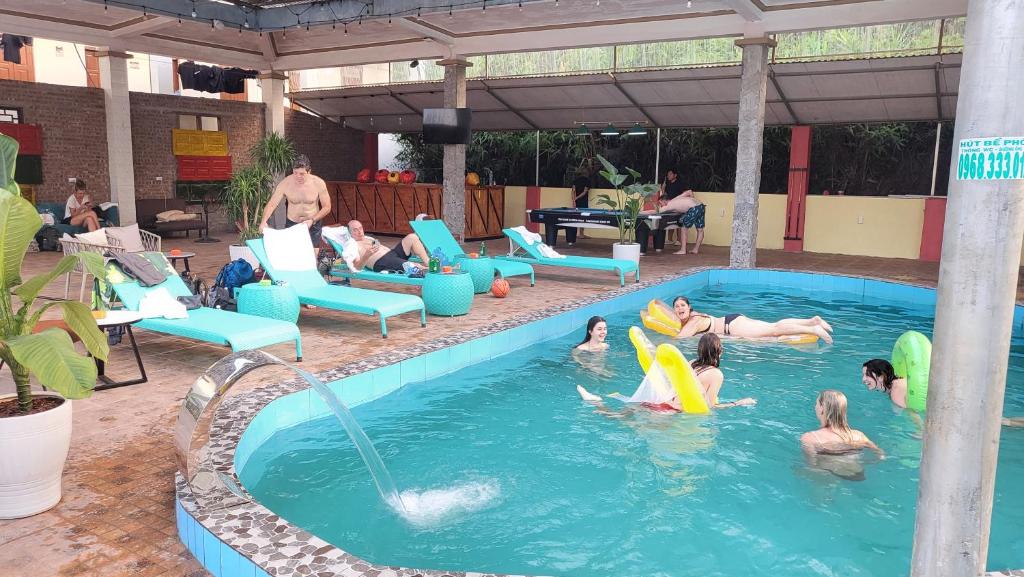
[803,196,925,259]
[172,129,229,157]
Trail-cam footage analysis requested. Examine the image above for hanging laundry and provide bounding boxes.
[1,34,32,65]
[177,61,258,94]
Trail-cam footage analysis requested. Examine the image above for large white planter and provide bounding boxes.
[229,244,260,270]
[0,393,72,519]
[613,242,642,264]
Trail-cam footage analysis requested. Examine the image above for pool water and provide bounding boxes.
[240,284,1024,577]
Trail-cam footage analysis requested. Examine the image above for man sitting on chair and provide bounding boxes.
[346,220,432,272]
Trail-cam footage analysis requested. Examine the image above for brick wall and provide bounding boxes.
[284,108,364,181]
[0,79,109,203]
[129,92,264,200]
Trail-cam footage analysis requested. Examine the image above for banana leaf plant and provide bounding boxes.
[594,154,660,245]
[0,134,108,414]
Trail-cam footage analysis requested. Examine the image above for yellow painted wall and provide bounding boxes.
[504,186,528,229]
[803,196,925,260]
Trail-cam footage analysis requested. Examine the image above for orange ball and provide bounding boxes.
[491,278,511,298]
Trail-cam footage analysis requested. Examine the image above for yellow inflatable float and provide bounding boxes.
[623,327,709,414]
[639,299,819,345]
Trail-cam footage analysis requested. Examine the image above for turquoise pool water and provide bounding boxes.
[240,284,1024,577]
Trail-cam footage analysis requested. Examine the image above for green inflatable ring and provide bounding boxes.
[891,330,932,411]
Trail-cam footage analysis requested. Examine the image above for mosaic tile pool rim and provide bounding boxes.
[174,267,1024,577]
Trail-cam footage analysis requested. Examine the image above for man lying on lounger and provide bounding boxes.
[346,220,432,272]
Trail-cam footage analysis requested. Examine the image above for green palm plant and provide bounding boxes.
[594,154,659,245]
[0,134,108,413]
[223,132,295,242]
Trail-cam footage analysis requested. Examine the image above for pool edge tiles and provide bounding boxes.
[177,267,1023,577]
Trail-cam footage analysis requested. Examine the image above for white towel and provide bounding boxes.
[322,226,362,271]
[263,224,317,272]
[138,287,188,319]
[538,244,565,259]
[510,225,543,245]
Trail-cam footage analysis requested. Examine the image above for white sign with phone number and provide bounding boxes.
[957,137,1024,181]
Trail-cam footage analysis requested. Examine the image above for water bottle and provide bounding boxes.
[479,241,487,257]
[428,255,440,273]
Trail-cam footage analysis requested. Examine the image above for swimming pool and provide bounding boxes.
[237,280,1024,577]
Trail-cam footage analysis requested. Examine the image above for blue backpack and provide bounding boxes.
[214,259,254,298]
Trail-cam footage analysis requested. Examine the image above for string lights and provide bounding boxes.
[89,0,545,36]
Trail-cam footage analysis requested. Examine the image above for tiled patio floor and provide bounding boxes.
[0,235,1019,577]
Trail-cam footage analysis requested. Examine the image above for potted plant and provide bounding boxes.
[0,134,109,518]
[594,154,659,264]
[222,132,295,268]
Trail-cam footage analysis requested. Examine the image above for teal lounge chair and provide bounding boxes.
[106,254,302,360]
[322,237,425,288]
[410,219,535,286]
[497,228,639,287]
[247,239,426,338]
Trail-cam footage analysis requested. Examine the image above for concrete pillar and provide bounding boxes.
[439,57,472,241]
[729,37,775,269]
[910,2,1024,576]
[97,50,137,225]
[260,71,286,136]
[259,71,287,228]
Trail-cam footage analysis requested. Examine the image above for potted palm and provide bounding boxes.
[594,155,659,264]
[222,132,295,268]
[0,134,108,518]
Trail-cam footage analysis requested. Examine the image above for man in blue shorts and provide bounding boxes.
[650,190,705,255]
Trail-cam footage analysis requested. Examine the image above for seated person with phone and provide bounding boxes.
[64,178,101,232]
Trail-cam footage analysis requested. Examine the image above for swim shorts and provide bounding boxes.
[678,204,706,229]
[372,242,412,272]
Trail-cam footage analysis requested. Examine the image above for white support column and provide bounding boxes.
[729,36,775,269]
[259,71,287,136]
[911,1,1024,576]
[260,71,287,228]
[98,50,137,225]
[440,57,472,242]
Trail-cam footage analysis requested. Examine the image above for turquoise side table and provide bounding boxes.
[236,281,301,323]
[455,256,495,294]
[422,271,474,316]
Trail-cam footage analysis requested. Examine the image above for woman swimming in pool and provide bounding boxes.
[575,316,609,352]
[800,390,882,455]
[862,359,908,408]
[577,334,755,409]
[672,296,835,344]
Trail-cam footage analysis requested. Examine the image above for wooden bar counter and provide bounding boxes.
[322,182,505,240]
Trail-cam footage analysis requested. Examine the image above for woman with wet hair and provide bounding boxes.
[672,296,834,344]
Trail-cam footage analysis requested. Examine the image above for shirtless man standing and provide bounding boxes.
[641,189,705,255]
[346,220,432,272]
[258,155,331,256]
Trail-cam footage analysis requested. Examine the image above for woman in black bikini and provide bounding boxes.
[672,296,835,344]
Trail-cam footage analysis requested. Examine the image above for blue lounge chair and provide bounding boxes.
[106,253,302,360]
[497,227,639,286]
[247,239,426,338]
[410,219,535,286]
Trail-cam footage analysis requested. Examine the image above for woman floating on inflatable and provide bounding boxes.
[577,332,755,412]
[642,297,833,344]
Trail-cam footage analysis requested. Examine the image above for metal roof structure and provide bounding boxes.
[291,53,962,131]
[0,0,967,72]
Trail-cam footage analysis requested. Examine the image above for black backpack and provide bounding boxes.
[35,225,61,252]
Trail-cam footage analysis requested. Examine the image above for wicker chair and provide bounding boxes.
[60,229,161,302]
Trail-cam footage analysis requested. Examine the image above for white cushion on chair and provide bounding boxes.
[75,229,109,245]
[155,209,185,222]
[105,223,146,252]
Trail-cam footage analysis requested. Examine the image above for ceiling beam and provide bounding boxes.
[258,32,277,62]
[933,61,945,120]
[387,90,421,114]
[110,15,175,37]
[768,68,800,124]
[608,73,658,127]
[395,17,455,47]
[721,0,764,22]
[480,80,539,130]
